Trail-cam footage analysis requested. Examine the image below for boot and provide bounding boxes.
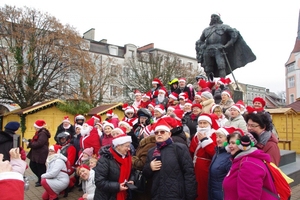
[63,188,68,197]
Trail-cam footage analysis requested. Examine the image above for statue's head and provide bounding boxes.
[210,13,223,26]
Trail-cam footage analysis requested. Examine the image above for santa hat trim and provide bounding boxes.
[230,105,241,113]
[112,135,132,147]
[198,115,212,125]
[155,125,170,133]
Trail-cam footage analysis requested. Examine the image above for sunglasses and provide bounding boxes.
[154,130,167,135]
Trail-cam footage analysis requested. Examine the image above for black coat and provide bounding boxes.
[171,126,187,146]
[143,143,198,200]
[174,86,193,101]
[181,113,200,138]
[0,129,20,161]
[94,145,134,200]
[54,123,75,143]
[213,86,230,104]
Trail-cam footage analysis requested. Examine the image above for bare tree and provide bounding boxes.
[0,5,88,108]
[116,52,202,102]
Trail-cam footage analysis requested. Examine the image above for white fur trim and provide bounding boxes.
[218,128,230,136]
[92,116,101,121]
[201,137,213,148]
[230,105,240,113]
[158,89,166,94]
[118,121,132,129]
[198,115,212,124]
[222,91,231,97]
[114,128,125,135]
[152,81,159,84]
[154,107,165,114]
[107,113,113,117]
[113,135,132,147]
[103,122,114,130]
[155,125,170,132]
[0,172,24,182]
[135,93,142,96]
[185,102,192,106]
[178,78,186,83]
[62,119,70,123]
[169,94,177,100]
[167,107,175,111]
[195,94,201,98]
[125,108,134,114]
[34,123,44,129]
[225,145,231,152]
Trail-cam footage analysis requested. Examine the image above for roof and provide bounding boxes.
[12,99,63,115]
[265,108,297,115]
[87,103,123,116]
[285,100,300,112]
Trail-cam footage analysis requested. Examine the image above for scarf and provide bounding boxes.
[32,131,40,142]
[46,154,56,165]
[109,147,131,200]
[152,137,173,161]
[191,114,197,120]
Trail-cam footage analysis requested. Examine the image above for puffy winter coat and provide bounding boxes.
[219,98,234,118]
[171,126,187,145]
[94,145,134,200]
[201,99,215,114]
[208,146,232,200]
[143,142,198,200]
[27,128,51,164]
[41,154,69,194]
[224,114,247,133]
[82,169,96,200]
[223,148,278,200]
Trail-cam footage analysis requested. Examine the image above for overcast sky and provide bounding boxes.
[2,0,300,94]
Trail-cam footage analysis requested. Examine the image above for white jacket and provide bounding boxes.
[82,169,96,200]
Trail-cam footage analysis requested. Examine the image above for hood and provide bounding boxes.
[39,128,51,138]
[0,130,13,144]
[139,135,156,147]
[171,126,184,136]
[202,98,215,106]
[235,148,271,163]
[49,153,68,163]
[99,145,113,159]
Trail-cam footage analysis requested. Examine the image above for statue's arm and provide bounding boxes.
[224,27,238,48]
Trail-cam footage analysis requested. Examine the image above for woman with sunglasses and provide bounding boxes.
[143,118,197,200]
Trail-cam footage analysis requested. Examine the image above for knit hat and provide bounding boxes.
[34,120,46,129]
[195,91,202,98]
[198,79,207,88]
[134,89,142,96]
[118,121,133,130]
[178,78,186,83]
[237,135,254,151]
[77,165,90,174]
[222,90,231,98]
[154,104,165,114]
[169,92,178,100]
[192,103,203,110]
[230,104,241,113]
[154,118,171,132]
[112,134,132,147]
[201,91,213,100]
[62,116,70,123]
[253,97,266,107]
[236,100,245,108]
[106,110,113,117]
[103,122,114,130]
[4,121,20,131]
[85,117,95,127]
[198,113,219,130]
[113,127,127,135]
[83,147,94,157]
[92,115,101,122]
[163,117,178,129]
[49,145,61,153]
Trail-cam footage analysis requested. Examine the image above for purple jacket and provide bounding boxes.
[223,148,278,200]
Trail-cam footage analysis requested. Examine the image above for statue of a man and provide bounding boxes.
[196,14,256,78]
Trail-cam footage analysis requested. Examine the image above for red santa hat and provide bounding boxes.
[210,104,221,113]
[103,122,114,130]
[197,113,219,130]
[172,109,184,122]
[125,106,135,114]
[49,145,61,153]
[198,79,207,88]
[167,106,176,111]
[118,121,133,130]
[92,115,101,122]
[163,117,178,128]
[179,92,189,101]
[106,110,113,117]
[253,97,266,107]
[195,91,202,98]
[185,100,193,106]
[113,127,127,135]
[34,120,46,129]
[230,104,241,113]
[154,104,165,114]
[142,124,154,136]
[152,78,163,87]
[122,103,129,110]
[218,78,231,86]
[192,103,203,110]
[96,122,103,128]
[142,91,151,99]
[134,89,142,96]
[158,88,167,94]
[62,116,70,123]
[85,117,95,127]
[236,100,245,109]
[178,78,186,83]
[154,118,171,132]
[222,90,231,98]
[216,126,244,136]
[112,134,132,147]
[148,102,156,109]
[169,92,178,100]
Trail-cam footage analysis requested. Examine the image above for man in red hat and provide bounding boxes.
[54,116,75,144]
[152,88,169,109]
[189,113,219,200]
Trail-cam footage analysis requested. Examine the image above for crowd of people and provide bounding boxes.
[0,76,285,200]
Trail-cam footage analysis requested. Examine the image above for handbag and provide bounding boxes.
[133,160,146,193]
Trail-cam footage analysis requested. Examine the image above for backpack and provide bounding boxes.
[262,160,292,200]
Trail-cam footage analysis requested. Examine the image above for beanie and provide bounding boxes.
[5,121,20,131]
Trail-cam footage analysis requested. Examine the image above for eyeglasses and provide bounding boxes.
[154,130,167,135]
[246,124,260,128]
[214,111,222,113]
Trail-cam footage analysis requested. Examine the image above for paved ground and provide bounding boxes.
[23,158,300,200]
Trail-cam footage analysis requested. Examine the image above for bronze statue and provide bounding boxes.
[196,14,256,78]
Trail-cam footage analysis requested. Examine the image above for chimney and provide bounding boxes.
[266,88,270,93]
[83,28,95,40]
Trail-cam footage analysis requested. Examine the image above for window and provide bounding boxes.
[288,77,295,88]
[290,94,295,103]
[128,50,134,58]
[110,47,118,56]
[287,64,295,73]
[110,85,117,97]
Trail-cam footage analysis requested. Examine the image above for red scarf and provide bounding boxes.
[246,106,264,114]
[109,146,132,200]
[32,131,39,142]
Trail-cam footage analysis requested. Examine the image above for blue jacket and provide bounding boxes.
[208,146,232,200]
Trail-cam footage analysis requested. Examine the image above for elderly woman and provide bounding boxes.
[223,133,278,200]
[208,127,240,200]
[119,121,139,149]
[77,165,96,200]
[245,112,280,166]
[94,134,134,200]
[200,91,215,114]
[26,120,50,187]
[224,104,247,132]
[41,145,69,200]
[219,90,234,118]
[189,113,219,200]
[182,103,203,139]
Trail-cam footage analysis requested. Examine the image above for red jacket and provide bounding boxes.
[189,132,217,200]
[80,127,101,156]
[0,172,24,200]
